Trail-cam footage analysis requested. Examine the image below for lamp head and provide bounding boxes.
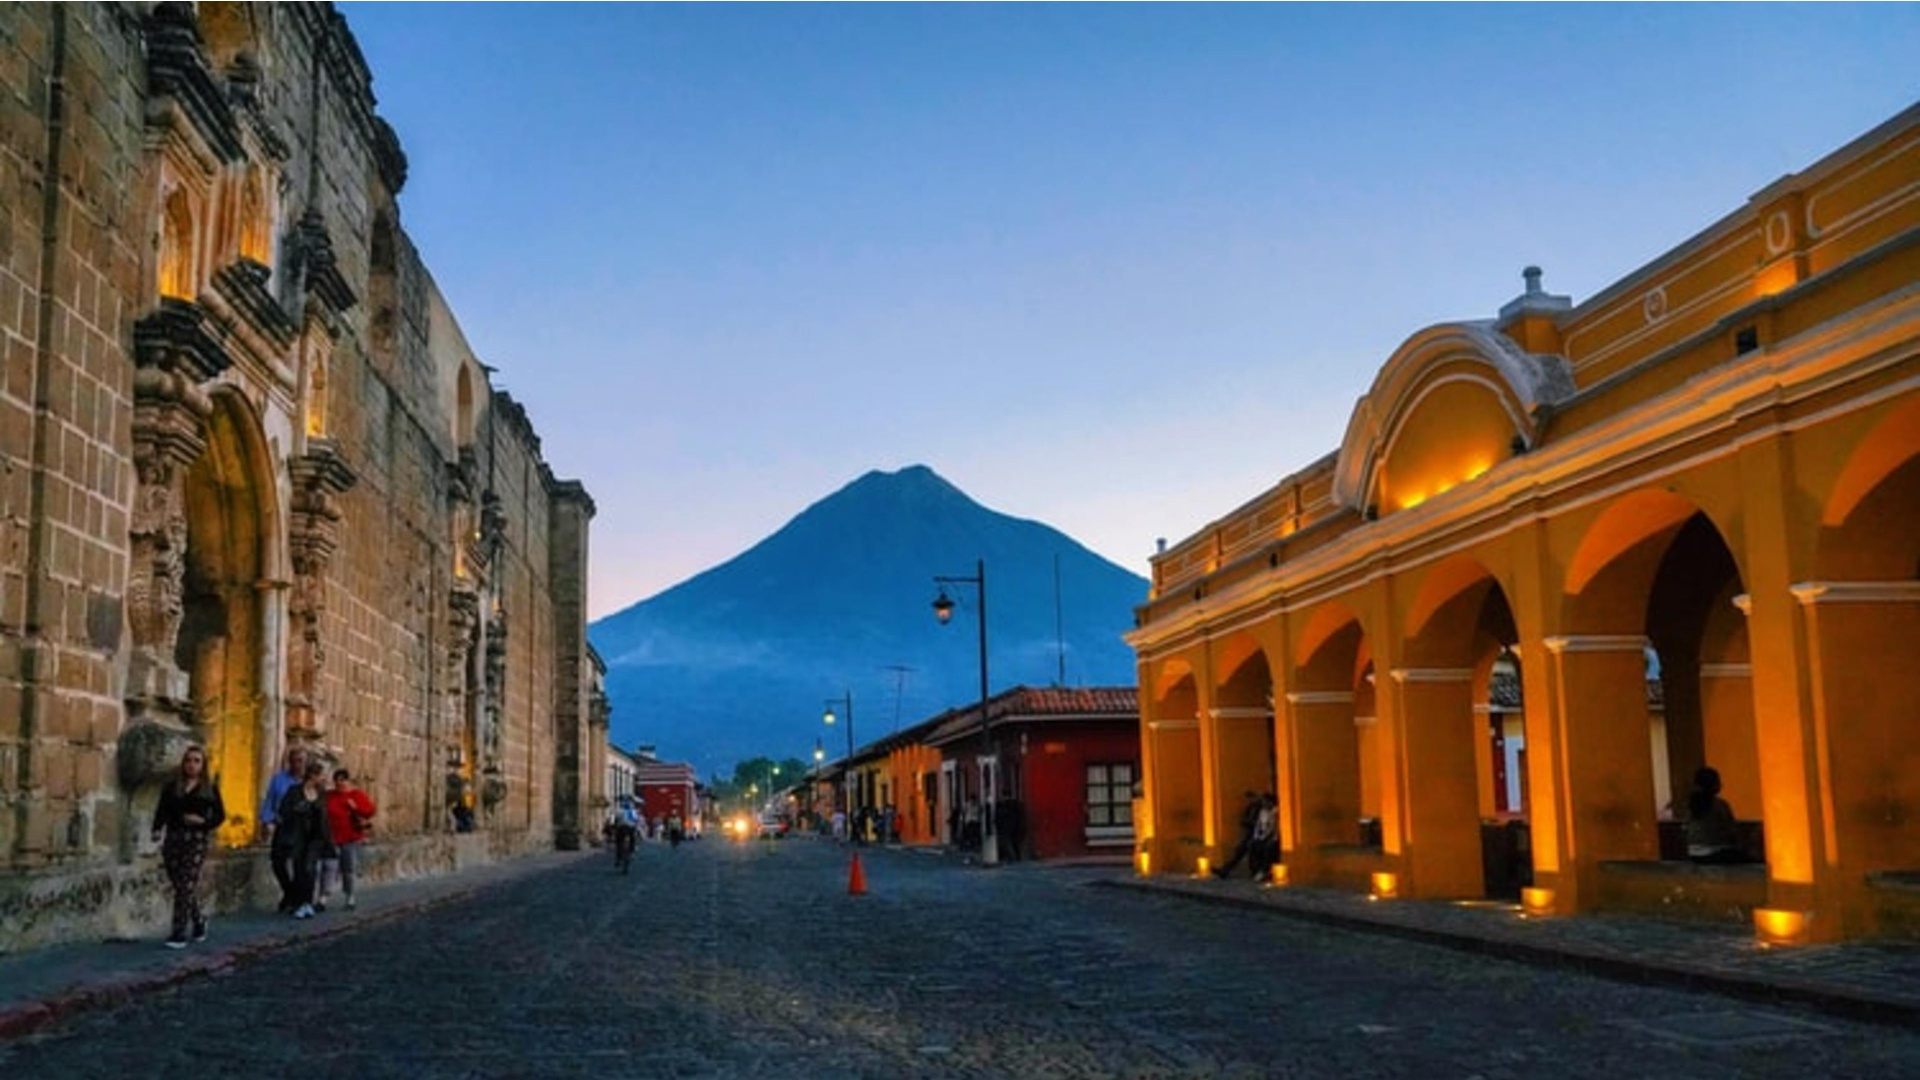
[823,706,836,725]
[932,589,956,625]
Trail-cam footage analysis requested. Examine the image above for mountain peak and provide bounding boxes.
[588,466,1148,771]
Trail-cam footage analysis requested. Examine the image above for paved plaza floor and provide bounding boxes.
[2,839,1915,1078]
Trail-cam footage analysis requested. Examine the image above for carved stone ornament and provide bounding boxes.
[284,440,357,739]
[482,603,509,767]
[124,303,231,766]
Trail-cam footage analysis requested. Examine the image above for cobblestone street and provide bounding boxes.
[3,840,1915,1079]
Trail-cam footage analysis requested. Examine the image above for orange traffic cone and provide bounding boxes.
[848,852,868,896]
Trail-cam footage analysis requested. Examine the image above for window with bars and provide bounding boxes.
[1085,763,1135,826]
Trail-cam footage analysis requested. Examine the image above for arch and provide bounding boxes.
[1564,488,1746,629]
[1288,602,1376,853]
[180,389,278,847]
[455,365,476,447]
[1332,321,1574,512]
[302,327,329,439]
[1145,662,1204,873]
[159,187,197,300]
[238,167,272,266]
[1564,491,1760,864]
[1400,557,1529,897]
[1212,636,1276,847]
[1820,396,1920,579]
[1294,599,1367,674]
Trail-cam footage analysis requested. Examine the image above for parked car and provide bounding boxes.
[757,814,789,839]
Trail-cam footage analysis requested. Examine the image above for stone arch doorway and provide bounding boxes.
[1403,558,1528,898]
[1290,604,1376,866]
[1812,401,1920,896]
[1564,490,1760,870]
[179,390,277,847]
[1147,662,1203,873]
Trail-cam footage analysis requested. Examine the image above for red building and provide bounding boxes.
[928,687,1139,861]
[635,760,699,835]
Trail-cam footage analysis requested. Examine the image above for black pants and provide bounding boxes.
[289,855,317,908]
[270,846,297,910]
[1216,834,1252,875]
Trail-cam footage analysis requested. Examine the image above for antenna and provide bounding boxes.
[1053,553,1067,687]
[883,664,914,732]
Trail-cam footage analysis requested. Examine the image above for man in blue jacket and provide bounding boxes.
[260,745,309,912]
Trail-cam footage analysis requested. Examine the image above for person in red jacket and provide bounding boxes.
[321,768,377,911]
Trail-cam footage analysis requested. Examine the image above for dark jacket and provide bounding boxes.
[152,778,226,839]
[274,784,333,861]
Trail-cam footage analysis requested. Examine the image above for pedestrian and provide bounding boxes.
[996,797,1026,862]
[1213,791,1261,879]
[260,744,309,912]
[150,744,226,948]
[1683,766,1748,864]
[1248,794,1280,882]
[668,812,684,848]
[321,767,377,911]
[276,760,333,919]
[831,808,847,842]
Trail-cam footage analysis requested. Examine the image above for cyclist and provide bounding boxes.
[607,798,640,873]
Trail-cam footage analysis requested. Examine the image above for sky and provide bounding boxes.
[337,3,1919,620]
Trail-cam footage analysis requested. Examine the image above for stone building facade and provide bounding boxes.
[0,3,597,951]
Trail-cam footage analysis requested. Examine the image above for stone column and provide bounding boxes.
[1389,668,1483,898]
[1284,690,1360,881]
[283,440,355,747]
[444,579,479,820]
[1791,581,1920,937]
[1542,635,1659,908]
[120,304,229,790]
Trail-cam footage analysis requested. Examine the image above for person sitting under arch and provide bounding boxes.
[1683,766,1750,865]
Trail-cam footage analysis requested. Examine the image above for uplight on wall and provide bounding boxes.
[1369,872,1399,900]
[1521,887,1555,916]
[1136,851,1152,877]
[1269,864,1289,887]
[1754,908,1812,946]
[1196,856,1212,879]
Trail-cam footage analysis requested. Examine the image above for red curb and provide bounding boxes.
[0,856,584,1044]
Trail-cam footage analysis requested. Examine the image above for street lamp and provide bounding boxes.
[823,692,853,815]
[932,559,996,867]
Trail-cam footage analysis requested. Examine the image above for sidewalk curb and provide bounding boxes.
[0,854,585,1043]
[1093,878,1920,1030]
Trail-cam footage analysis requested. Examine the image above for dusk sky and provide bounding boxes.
[338,4,1918,619]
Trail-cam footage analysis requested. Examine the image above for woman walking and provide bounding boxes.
[150,745,226,948]
[321,768,376,910]
[276,760,333,919]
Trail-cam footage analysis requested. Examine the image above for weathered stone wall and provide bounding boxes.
[0,3,596,952]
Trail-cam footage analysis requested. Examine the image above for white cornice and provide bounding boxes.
[1544,635,1649,655]
[1284,691,1354,706]
[1699,663,1753,678]
[1791,581,1920,605]
[1390,668,1474,684]
[1147,719,1199,732]
[1209,707,1271,720]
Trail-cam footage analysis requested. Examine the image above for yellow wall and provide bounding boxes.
[1131,106,1920,941]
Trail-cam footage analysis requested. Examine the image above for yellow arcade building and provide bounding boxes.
[1127,104,1920,944]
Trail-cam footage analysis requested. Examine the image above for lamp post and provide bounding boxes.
[823,692,853,816]
[932,558,996,867]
